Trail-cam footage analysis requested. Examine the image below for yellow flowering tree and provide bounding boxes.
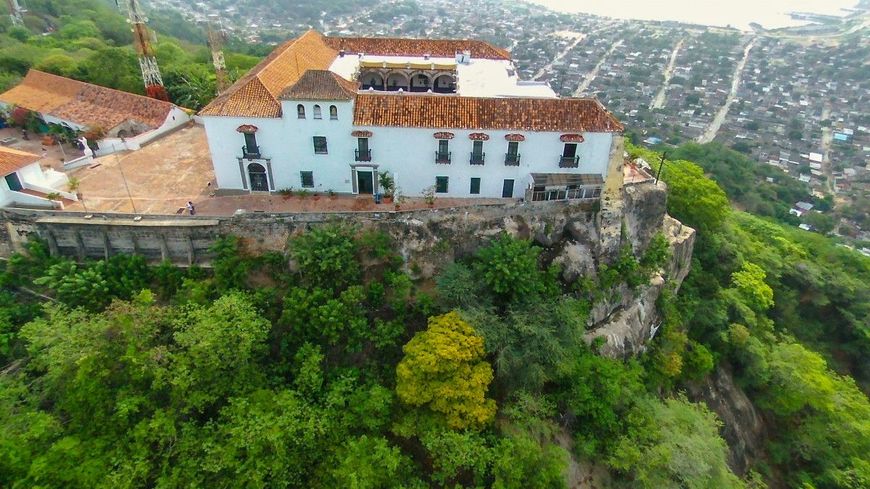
[396,312,496,430]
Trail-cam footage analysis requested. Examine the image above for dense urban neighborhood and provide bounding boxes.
[138,0,868,245]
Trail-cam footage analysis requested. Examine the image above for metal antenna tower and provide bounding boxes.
[206,14,230,95]
[125,0,169,101]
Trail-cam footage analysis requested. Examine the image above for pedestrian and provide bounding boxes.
[186,201,196,216]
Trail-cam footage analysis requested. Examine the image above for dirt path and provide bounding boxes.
[650,37,685,109]
[533,32,587,80]
[573,40,623,96]
[697,38,756,143]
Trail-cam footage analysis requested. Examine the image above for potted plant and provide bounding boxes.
[379,171,395,203]
[423,185,436,208]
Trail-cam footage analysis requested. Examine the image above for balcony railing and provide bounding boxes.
[559,155,579,168]
[531,187,601,202]
[470,152,485,165]
[435,151,452,164]
[504,153,521,166]
[355,148,372,161]
[242,145,261,159]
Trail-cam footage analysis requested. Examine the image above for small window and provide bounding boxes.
[507,141,519,155]
[435,176,449,193]
[297,104,305,119]
[472,140,484,155]
[313,104,322,119]
[470,177,481,195]
[438,139,449,154]
[329,105,338,120]
[313,136,328,154]
[300,171,314,188]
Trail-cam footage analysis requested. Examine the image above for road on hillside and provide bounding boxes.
[697,38,756,144]
[573,39,623,96]
[650,37,685,109]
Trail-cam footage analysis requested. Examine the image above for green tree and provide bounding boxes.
[609,397,745,488]
[473,233,557,305]
[329,435,424,489]
[290,224,360,291]
[492,434,568,489]
[396,311,496,430]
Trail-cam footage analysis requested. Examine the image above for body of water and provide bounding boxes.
[525,0,858,30]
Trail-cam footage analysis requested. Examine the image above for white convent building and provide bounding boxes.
[200,30,624,200]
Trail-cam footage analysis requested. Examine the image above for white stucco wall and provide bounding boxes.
[202,100,357,193]
[202,100,616,198]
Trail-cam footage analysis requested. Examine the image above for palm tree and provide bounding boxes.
[67,176,87,212]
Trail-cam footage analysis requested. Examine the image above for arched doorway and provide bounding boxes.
[386,72,409,91]
[361,71,384,90]
[248,163,268,192]
[410,73,431,92]
[433,74,455,93]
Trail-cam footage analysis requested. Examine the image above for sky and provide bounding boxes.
[524,0,859,30]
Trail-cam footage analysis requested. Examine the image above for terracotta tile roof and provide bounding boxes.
[0,70,177,131]
[280,70,358,101]
[0,146,40,176]
[324,35,511,60]
[353,94,624,133]
[200,30,340,117]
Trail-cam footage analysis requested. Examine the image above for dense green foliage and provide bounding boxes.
[0,217,746,487]
[630,142,870,487]
[0,0,259,108]
[0,142,865,488]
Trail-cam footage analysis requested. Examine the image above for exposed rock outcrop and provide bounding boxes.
[685,366,768,478]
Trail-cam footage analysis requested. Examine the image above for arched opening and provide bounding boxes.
[329,105,338,120]
[248,163,268,192]
[297,104,305,119]
[313,105,322,119]
[361,71,384,90]
[410,73,431,92]
[433,74,455,93]
[385,72,409,92]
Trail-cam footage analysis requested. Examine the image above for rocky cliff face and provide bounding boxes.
[370,181,695,358]
[686,366,769,479]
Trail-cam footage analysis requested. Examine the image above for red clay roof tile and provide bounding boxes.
[0,70,178,131]
[352,93,623,133]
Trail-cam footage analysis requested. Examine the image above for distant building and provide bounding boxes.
[0,146,75,209]
[0,70,191,156]
[199,30,624,200]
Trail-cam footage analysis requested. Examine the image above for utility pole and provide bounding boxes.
[655,152,667,184]
[206,14,230,95]
[125,0,169,101]
[6,0,25,27]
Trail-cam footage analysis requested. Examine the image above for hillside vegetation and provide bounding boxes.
[1,144,868,487]
[0,0,260,109]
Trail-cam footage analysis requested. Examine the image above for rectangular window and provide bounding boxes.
[507,141,519,155]
[300,171,314,188]
[313,136,328,154]
[438,139,449,154]
[472,140,483,155]
[470,177,481,195]
[435,176,449,193]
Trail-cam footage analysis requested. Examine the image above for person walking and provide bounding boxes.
[186,201,196,216]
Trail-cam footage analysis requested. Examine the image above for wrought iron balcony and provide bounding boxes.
[559,155,579,168]
[504,153,521,166]
[435,151,452,164]
[242,145,261,159]
[470,152,485,165]
[355,148,372,161]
